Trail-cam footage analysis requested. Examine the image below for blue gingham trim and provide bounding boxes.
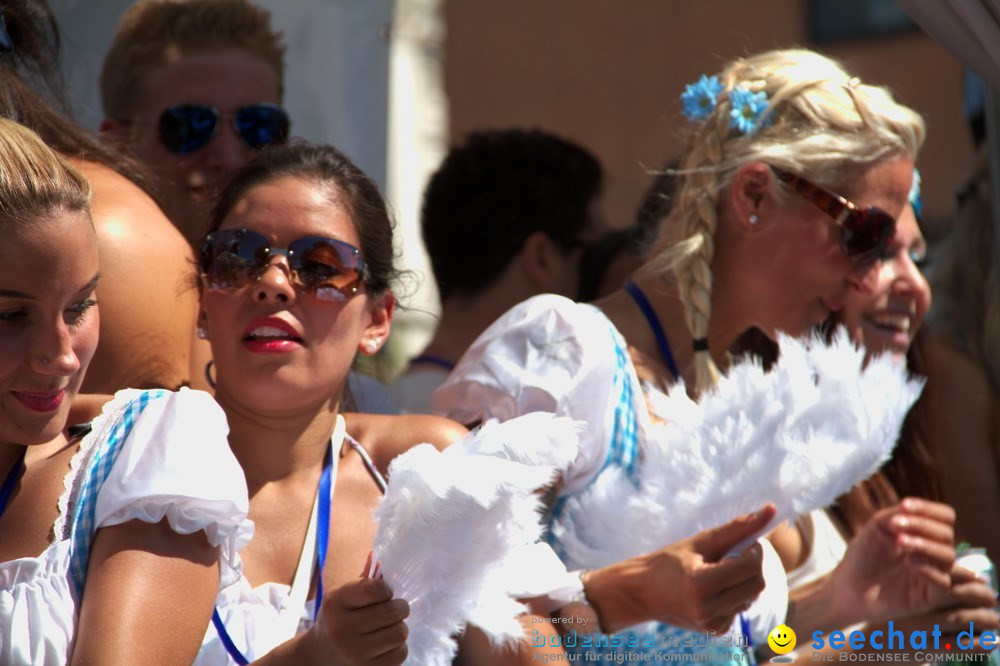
[68,389,167,596]
[548,326,641,554]
[607,332,640,482]
[542,330,747,660]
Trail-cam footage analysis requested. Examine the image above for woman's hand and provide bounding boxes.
[806,563,1000,660]
[583,503,776,634]
[311,578,410,665]
[829,498,957,626]
[894,563,1000,652]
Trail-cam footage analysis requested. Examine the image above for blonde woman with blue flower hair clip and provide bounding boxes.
[435,48,960,662]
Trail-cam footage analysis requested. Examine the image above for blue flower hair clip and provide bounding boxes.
[680,75,724,121]
[909,168,923,219]
[728,86,770,135]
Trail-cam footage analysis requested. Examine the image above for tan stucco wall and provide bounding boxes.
[443,1,972,238]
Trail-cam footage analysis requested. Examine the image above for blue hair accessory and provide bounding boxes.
[681,75,724,121]
[909,168,923,219]
[728,86,770,135]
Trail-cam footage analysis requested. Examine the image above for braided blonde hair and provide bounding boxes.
[644,48,925,393]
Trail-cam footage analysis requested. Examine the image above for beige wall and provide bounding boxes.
[443,0,972,238]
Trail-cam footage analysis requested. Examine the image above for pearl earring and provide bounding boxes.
[748,213,759,225]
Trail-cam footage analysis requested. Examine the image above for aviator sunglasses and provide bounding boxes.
[199,228,367,301]
[772,167,896,267]
[158,103,290,155]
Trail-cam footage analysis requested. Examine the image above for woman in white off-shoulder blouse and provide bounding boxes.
[0,117,250,666]
[435,48,960,664]
[192,141,552,666]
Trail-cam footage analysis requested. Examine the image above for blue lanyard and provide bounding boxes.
[213,442,334,664]
[623,280,681,381]
[740,612,757,665]
[0,447,26,520]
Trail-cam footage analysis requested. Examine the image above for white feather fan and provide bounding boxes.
[549,329,924,568]
[371,415,581,665]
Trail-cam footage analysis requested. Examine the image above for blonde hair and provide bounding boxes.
[0,117,92,226]
[645,48,925,393]
[100,0,285,122]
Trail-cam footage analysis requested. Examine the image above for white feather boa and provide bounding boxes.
[371,414,581,665]
[549,329,925,567]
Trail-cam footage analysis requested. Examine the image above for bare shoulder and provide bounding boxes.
[70,160,190,253]
[343,412,469,472]
[70,159,199,393]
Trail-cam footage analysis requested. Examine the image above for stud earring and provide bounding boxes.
[366,338,381,353]
[197,326,208,340]
[748,213,759,225]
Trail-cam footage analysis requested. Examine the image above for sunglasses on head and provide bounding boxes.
[158,103,290,155]
[199,228,367,301]
[772,167,895,267]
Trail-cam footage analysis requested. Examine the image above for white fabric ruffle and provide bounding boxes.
[94,389,252,588]
[0,388,250,666]
[433,294,623,495]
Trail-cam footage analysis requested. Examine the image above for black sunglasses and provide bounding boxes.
[158,103,290,156]
[772,167,895,267]
[199,228,367,301]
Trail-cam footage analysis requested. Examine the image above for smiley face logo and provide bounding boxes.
[767,624,797,655]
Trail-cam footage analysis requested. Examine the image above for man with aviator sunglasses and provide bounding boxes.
[100,0,400,416]
[99,0,288,247]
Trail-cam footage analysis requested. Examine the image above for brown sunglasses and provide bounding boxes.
[772,167,895,267]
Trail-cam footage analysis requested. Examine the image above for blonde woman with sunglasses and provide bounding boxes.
[435,48,958,661]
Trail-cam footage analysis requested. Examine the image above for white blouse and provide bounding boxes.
[197,415,352,665]
[434,294,788,647]
[197,579,317,665]
[0,389,252,666]
[433,294,622,497]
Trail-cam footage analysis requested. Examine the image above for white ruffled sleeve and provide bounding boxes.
[432,294,622,494]
[93,388,252,587]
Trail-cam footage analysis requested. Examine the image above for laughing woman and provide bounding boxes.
[0,118,249,665]
[778,196,1000,658]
